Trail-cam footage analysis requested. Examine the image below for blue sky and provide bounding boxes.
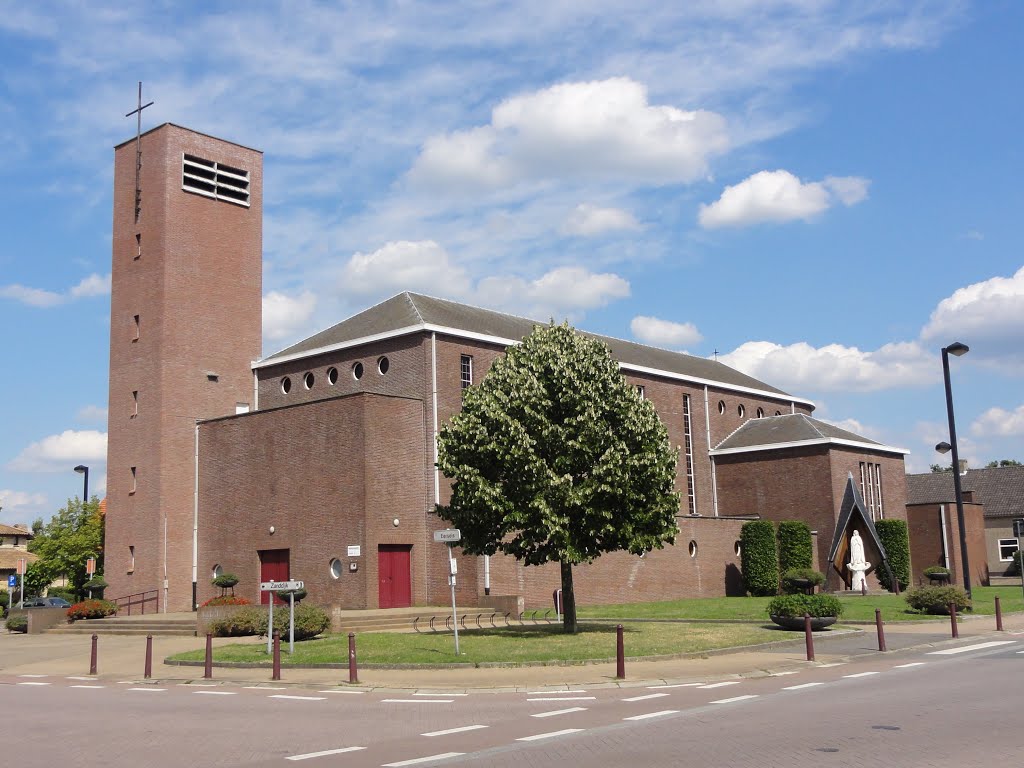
[1,1,1022,526]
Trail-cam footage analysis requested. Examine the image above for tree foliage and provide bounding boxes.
[435,323,680,633]
[986,459,1022,467]
[27,497,103,601]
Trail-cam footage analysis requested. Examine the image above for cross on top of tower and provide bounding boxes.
[125,82,154,223]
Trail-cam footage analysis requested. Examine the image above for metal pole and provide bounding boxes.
[267,596,274,655]
[289,593,295,655]
[272,632,281,680]
[204,633,213,679]
[348,633,358,684]
[804,614,815,661]
[90,634,98,675]
[449,545,460,656]
[616,624,625,679]
[875,609,887,652]
[942,347,972,598]
[950,603,959,638]
[995,596,1004,631]
[144,635,153,679]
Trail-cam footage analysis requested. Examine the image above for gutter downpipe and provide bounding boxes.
[704,385,719,517]
[192,420,200,611]
[939,504,950,570]
[431,333,440,603]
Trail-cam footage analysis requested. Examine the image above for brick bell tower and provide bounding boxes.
[105,123,263,612]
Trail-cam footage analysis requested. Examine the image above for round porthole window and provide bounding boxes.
[775,410,782,416]
[352,362,364,380]
[212,564,222,579]
[304,372,315,389]
[756,407,765,418]
[737,404,746,418]
[689,540,698,558]
[330,558,342,580]
[327,367,338,385]
[378,356,390,375]
[718,400,726,415]
[281,377,292,394]
[734,540,742,556]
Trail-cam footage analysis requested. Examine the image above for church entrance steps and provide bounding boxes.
[334,606,479,635]
[45,612,198,637]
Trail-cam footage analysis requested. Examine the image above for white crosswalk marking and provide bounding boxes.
[421,725,488,737]
[287,746,365,761]
[782,682,824,690]
[383,753,464,766]
[928,641,1017,655]
[698,681,740,689]
[622,693,671,702]
[711,695,758,704]
[624,710,679,721]
[532,707,587,718]
[517,729,584,742]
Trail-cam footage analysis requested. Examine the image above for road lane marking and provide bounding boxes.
[18,674,48,678]
[698,681,739,689]
[244,685,287,690]
[286,746,365,761]
[421,725,489,737]
[928,641,1017,655]
[624,710,679,721]
[711,695,759,704]
[532,707,587,718]
[414,692,468,696]
[270,695,327,701]
[516,729,584,742]
[526,696,595,702]
[180,683,217,687]
[318,689,365,694]
[382,753,464,766]
[127,688,166,692]
[382,699,454,704]
[770,671,800,677]
[894,662,927,668]
[66,676,94,681]
[647,683,704,689]
[17,682,51,686]
[843,672,879,678]
[622,693,670,702]
[782,683,824,690]
[194,691,237,695]
[70,685,105,689]
[526,689,587,694]
[817,663,845,668]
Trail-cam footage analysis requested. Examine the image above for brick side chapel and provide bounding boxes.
[104,123,910,614]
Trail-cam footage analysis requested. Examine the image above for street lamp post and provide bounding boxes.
[937,341,971,598]
[74,464,90,507]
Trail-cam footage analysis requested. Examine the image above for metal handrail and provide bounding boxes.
[110,590,158,615]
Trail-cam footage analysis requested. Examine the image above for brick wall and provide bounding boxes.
[907,501,989,588]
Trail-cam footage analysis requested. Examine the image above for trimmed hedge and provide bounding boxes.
[777,521,813,575]
[767,593,843,619]
[209,606,264,637]
[741,520,779,597]
[905,585,971,614]
[874,519,910,592]
[208,603,331,641]
[66,599,118,622]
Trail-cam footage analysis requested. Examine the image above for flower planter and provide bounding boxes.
[770,615,837,631]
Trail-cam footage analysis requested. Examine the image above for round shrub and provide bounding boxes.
[905,585,970,615]
[5,614,28,633]
[274,587,307,604]
[267,603,330,641]
[66,599,118,622]
[781,568,825,594]
[874,520,911,592]
[741,520,779,597]
[209,606,264,637]
[922,566,951,578]
[767,593,843,619]
[777,521,813,574]
[201,595,251,608]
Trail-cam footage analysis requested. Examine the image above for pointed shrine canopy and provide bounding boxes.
[828,473,896,586]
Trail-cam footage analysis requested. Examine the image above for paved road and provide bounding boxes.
[2,633,1021,767]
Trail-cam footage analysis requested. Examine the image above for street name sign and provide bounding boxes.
[433,529,461,543]
[260,580,304,591]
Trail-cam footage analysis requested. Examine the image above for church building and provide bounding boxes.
[102,124,909,614]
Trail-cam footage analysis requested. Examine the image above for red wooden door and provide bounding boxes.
[259,549,289,605]
[378,545,412,608]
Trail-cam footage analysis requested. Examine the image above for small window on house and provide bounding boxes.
[378,356,390,375]
[327,367,338,385]
[352,362,364,380]
[330,558,343,579]
[636,385,645,399]
[132,390,138,417]
[737,404,746,418]
[130,466,137,494]
[304,372,315,389]
[134,233,141,260]
[998,539,1019,562]
[281,377,292,394]
[133,314,140,341]
[460,355,473,389]
[128,545,135,573]
[718,400,726,415]
[756,407,764,418]
[235,402,250,414]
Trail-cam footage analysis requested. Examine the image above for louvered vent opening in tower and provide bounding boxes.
[182,154,250,207]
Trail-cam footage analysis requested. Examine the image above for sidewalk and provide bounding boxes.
[1,612,1019,693]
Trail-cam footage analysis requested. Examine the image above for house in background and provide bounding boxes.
[906,464,1024,581]
[0,524,38,594]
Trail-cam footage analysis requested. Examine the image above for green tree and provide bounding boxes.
[930,464,952,473]
[436,323,680,634]
[986,459,1021,468]
[28,497,104,601]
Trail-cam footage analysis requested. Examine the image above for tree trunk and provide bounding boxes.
[560,561,577,634]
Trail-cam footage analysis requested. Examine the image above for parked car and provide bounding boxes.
[22,597,72,608]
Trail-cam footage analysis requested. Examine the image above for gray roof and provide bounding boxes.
[711,413,907,456]
[906,465,1024,518]
[259,292,809,403]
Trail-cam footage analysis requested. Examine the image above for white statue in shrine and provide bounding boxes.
[847,530,870,592]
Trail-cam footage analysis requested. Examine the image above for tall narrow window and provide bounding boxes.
[133,314,140,341]
[128,545,135,573]
[460,355,473,389]
[134,233,141,260]
[874,463,884,519]
[130,466,137,494]
[636,385,645,399]
[858,462,868,509]
[131,390,138,417]
[682,394,696,515]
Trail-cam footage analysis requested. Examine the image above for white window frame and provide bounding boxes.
[182,153,250,207]
[998,538,1019,562]
[460,354,473,389]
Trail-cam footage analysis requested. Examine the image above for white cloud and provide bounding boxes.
[69,272,111,298]
[476,266,630,319]
[0,489,49,521]
[971,405,1024,438]
[630,316,703,348]
[76,405,108,423]
[409,77,729,192]
[562,204,640,237]
[920,265,1024,368]
[342,240,472,297]
[263,290,318,342]
[718,340,934,392]
[7,430,107,473]
[698,170,869,228]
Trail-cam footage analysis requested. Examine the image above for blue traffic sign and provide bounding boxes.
[7,575,16,588]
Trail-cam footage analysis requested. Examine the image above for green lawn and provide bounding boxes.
[169,621,785,667]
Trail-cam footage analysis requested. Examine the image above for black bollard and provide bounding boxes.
[272,632,281,681]
[348,632,358,684]
[90,634,98,675]
[204,633,213,679]
[804,614,815,661]
[875,609,887,652]
[144,634,153,679]
[616,624,625,679]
